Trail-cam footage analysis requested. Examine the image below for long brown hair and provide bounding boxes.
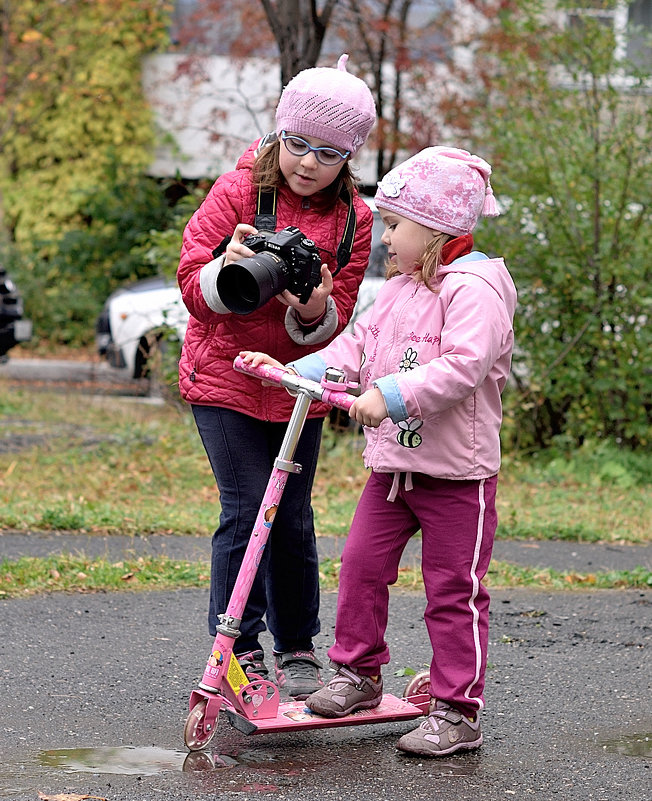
[385,230,453,291]
[253,139,358,206]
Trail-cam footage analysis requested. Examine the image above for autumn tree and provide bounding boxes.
[0,0,171,246]
[330,0,451,178]
[173,0,338,82]
[0,0,179,346]
[443,0,651,449]
[172,0,453,184]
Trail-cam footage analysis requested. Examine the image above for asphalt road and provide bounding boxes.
[0,558,650,800]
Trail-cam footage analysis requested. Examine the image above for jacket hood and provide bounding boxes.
[439,254,517,319]
[235,139,259,171]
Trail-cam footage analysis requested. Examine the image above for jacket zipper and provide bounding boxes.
[369,283,419,465]
[189,326,215,382]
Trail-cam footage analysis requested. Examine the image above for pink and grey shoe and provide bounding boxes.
[274,650,324,700]
[236,649,270,681]
[397,699,483,756]
[305,663,383,718]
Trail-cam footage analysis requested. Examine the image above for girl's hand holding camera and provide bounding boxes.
[224,223,259,265]
[277,263,333,324]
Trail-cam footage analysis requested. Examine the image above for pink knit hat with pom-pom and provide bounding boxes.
[374,146,499,236]
[275,54,376,156]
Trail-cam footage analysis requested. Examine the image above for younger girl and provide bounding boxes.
[241,146,517,755]
[177,55,376,700]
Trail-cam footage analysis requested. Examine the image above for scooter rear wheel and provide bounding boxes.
[402,669,431,699]
[184,699,217,751]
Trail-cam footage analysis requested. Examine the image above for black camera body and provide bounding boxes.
[216,226,322,315]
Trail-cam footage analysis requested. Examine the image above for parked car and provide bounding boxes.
[96,201,387,380]
[0,265,32,360]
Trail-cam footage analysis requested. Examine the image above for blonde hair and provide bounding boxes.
[253,139,358,206]
[385,230,453,290]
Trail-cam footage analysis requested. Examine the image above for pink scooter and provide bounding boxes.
[183,355,430,751]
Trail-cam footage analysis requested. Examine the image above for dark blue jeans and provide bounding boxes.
[192,405,323,655]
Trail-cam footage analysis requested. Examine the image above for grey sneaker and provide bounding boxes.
[397,700,482,756]
[305,663,383,718]
[274,650,323,700]
[236,650,270,681]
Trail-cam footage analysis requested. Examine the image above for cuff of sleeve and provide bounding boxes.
[287,353,329,382]
[285,296,338,345]
[199,256,231,314]
[373,375,408,423]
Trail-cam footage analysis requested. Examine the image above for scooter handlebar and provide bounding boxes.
[233,356,357,412]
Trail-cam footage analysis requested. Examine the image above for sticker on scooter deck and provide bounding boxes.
[223,694,424,735]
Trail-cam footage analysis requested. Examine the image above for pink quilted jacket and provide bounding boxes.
[177,146,373,421]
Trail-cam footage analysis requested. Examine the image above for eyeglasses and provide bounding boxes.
[281,131,349,166]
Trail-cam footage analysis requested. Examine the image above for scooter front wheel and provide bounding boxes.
[184,699,217,751]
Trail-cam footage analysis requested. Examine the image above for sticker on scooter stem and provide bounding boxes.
[263,503,278,528]
[226,651,249,694]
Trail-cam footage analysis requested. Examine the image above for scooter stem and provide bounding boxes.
[222,391,312,628]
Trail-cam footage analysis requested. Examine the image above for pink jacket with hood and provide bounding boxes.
[291,252,517,481]
[177,141,373,421]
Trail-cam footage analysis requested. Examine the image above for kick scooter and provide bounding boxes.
[183,355,431,751]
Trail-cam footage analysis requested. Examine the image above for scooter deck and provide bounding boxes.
[222,693,428,735]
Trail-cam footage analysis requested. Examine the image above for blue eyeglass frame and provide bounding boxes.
[280,131,350,164]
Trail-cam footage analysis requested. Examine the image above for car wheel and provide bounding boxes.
[138,327,182,404]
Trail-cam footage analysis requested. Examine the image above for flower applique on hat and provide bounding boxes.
[377,173,405,198]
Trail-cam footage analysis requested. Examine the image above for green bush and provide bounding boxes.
[5,172,201,346]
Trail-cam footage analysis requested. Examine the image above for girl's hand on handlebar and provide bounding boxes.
[239,351,295,387]
[349,388,388,428]
[239,351,286,371]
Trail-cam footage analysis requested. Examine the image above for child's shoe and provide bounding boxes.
[305,663,382,718]
[274,650,323,700]
[397,699,482,756]
[236,650,270,681]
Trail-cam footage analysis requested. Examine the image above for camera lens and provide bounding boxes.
[216,253,289,314]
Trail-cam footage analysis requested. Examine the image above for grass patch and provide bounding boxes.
[2,553,650,599]
[1,382,650,545]
[0,554,211,598]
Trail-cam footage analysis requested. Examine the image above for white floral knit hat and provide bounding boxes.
[374,146,499,236]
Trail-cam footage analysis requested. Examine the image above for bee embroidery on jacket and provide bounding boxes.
[399,347,419,371]
[397,418,423,448]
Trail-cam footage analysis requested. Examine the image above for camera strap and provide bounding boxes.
[254,188,356,277]
[253,187,278,232]
[334,187,356,276]
[211,186,356,274]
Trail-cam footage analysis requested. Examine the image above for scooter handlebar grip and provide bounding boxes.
[321,387,356,412]
[232,356,356,413]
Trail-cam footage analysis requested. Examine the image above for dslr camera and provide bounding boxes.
[216,226,322,314]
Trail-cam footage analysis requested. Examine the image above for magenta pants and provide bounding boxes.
[328,470,498,718]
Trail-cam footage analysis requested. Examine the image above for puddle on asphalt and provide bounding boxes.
[599,732,651,758]
[36,745,310,776]
[39,746,191,775]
